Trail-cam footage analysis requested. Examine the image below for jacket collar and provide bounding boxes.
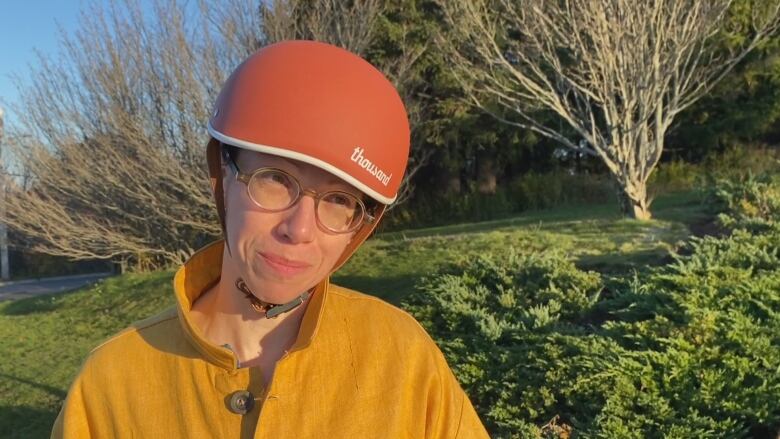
[173,240,328,370]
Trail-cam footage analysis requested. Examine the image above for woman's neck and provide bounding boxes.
[190,276,309,367]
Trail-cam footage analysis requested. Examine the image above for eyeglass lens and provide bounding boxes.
[248,169,363,232]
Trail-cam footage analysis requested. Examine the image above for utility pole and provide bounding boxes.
[0,107,9,281]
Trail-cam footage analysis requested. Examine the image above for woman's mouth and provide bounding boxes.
[257,252,311,276]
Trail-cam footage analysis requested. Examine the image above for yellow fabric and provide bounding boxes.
[51,241,490,438]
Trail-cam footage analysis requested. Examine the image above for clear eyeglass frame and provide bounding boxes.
[226,156,375,234]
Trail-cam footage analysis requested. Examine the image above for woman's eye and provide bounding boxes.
[326,193,356,207]
[261,171,292,187]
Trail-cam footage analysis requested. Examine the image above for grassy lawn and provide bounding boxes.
[0,271,175,438]
[336,190,708,302]
[0,191,710,438]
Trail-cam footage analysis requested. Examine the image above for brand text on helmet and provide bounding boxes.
[351,147,392,186]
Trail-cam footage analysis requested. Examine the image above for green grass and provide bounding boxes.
[336,190,707,302]
[0,271,175,438]
[0,190,710,438]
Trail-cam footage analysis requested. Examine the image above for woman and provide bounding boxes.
[52,40,489,438]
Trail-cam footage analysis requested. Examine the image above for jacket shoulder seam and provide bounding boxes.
[89,309,178,354]
[328,286,394,305]
[328,285,435,339]
[328,287,418,318]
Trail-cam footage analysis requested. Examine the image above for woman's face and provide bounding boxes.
[222,150,360,304]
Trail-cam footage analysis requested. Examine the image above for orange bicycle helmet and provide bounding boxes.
[206,40,411,271]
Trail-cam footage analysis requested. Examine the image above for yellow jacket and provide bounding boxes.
[51,242,490,438]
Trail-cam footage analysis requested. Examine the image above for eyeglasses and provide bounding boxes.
[227,157,374,234]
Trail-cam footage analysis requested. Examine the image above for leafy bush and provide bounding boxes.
[648,159,702,193]
[706,172,780,233]
[385,145,777,231]
[649,146,780,196]
[508,171,613,212]
[385,171,613,230]
[7,249,112,280]
[404,215,780,437]
[384,188,519,230]
[701,145,780,181]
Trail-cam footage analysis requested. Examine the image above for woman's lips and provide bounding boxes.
[257,252,311,276]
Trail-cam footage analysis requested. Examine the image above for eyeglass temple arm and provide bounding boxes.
[221,144,248,183]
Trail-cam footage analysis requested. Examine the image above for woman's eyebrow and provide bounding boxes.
[326,177,350,187]
[269,155,358,192]
[250,156,301,174]
[283,157,302,171]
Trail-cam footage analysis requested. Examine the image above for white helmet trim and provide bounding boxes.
[208,122,396,205]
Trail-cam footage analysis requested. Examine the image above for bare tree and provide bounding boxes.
[438,0,780,219]
[261,0,383,54]
[4,0,256,269]
[260,0,431,210]
[4,0,430,270]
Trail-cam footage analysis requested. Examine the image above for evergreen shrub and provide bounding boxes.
[706,173,780,233]
[403,177,780,438]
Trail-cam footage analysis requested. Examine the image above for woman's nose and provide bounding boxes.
[277,194,317,243]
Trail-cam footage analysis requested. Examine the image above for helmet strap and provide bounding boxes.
[207,139,234,256]
[235,278,312,319]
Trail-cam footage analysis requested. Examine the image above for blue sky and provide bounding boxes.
[0,1,87,123]
[0,1,205,126]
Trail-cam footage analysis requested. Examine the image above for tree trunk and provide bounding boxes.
[615,179,652,220]
[476,157,498,194]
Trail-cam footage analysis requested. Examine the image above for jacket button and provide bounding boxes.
[228,390,254,415]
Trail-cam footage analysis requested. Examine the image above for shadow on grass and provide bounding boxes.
[330,274,418,305]
[0,293,65,316]
[0,404,58,439]
[0,373,66,400]
[577,248,676,276]
[0,282,100,316]
[651,191,711,224]
[0,373,65,439]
